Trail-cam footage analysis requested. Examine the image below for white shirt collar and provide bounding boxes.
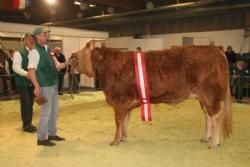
[45,44,49,51]
[25,46,32,52]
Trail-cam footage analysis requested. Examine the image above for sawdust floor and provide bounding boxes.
[0,91,250,167]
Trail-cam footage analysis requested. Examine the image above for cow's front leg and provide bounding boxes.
[110,109,126,146]
[208,109,223,149]
[121,111,131,142]
[200,113,212,143]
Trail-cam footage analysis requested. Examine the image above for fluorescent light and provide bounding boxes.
[89,4,96,8]
[74,1,81,5]
[46,0,56,5]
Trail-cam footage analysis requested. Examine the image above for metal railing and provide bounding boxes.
[230,75,250,103]
[1,73,250,103]
[0,72,96,99]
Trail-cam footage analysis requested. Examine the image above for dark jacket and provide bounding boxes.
[56,53,66,73]
[225,51,237,64]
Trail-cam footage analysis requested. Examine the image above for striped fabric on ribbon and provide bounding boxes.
[134,51,152,122]
[12,0,31,9]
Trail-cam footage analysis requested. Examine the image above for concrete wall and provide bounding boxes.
[105,37,164,51]
[105,29,249,53]
[162,29,247,52]
[0,22,108,88]
[0,39,21,50]
[105,37,132,50]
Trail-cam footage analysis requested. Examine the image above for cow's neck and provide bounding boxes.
[92,47,121,87]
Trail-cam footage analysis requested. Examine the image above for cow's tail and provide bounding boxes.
[223,79,232,137]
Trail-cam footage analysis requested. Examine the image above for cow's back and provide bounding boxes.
[94,46,229,107]
[183,46,229,99]
[145,46,229,104]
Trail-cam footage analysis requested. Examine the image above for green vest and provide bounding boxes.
[35,44,58,87]
[231,64,247,88]
[14,48,31,86]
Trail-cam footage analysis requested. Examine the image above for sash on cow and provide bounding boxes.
[134,51,152,122]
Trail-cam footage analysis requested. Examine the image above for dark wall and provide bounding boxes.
[89,9,248,37]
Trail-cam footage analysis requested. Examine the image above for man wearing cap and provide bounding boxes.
[13,33,36,133]
[28,27,65,146]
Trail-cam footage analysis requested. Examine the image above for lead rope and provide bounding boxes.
[68,58,81,99]
[69,65,75,99]
[73,72,81,93]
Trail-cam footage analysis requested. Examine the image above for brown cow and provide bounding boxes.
[73,40,232,149]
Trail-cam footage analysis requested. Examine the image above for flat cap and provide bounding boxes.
[24,33,33,39]
[32,27,51,36]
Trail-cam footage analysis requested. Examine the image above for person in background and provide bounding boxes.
[94,44,106,90]
[6,49,17,94]
[225,46,237,65]
[218,45,224,52]
[55,47,66,95]
[136,47,142,52]
[231,60,248,103]
[0,49,9,96]
[68,53,80,93]
[13,33,36,133]
[247,57,250,72]
[28,27,65,147]
[226,46,237,95]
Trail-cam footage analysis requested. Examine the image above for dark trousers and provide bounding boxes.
[10,75,16,92]
[1,76,9,96]
[58,73,65,93]
[69,73,80,91]
[17,86,34,128]
[233,86,243,102]
[95,79,100,89]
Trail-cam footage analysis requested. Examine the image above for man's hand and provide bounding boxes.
[28,68,40,97]
[34,86,40,97]
[56,62,66,70]
[232,74,239,79]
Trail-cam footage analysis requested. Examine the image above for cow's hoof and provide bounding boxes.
[121,136,127,142]
[110,140,120,146]
[200,137,211,143]
[208,143,220,149]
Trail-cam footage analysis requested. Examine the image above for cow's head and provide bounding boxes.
[73,40,96,77]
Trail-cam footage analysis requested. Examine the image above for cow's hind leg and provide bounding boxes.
[110,108,126,146]
[121,111,131,142]
[198,94,223,149]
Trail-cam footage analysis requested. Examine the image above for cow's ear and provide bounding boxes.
[89,40,95,51]
[86,42,90,48]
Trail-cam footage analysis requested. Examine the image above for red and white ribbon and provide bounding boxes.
[134,51,152,122]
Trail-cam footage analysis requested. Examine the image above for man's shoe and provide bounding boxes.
[30,125,37,130]
[48,135,65,141]
[23,125,36,133]
[73,91,79,94]
[37,140,56,146]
